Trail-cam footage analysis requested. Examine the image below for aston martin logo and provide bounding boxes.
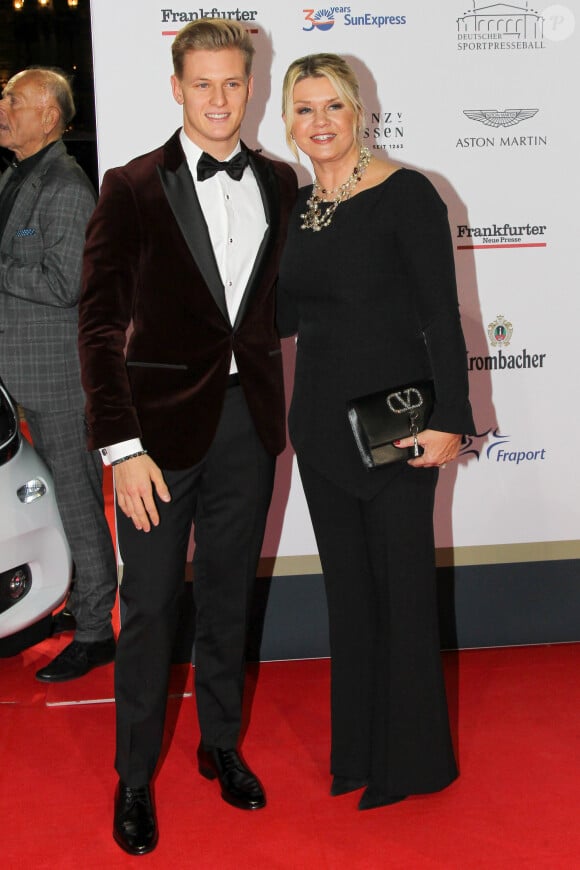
[463,109,538,128]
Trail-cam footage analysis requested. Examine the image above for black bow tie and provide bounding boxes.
[197,150,249,182]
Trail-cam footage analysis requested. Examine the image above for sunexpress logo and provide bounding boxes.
[303,7,342,31]
[303,7,407,31]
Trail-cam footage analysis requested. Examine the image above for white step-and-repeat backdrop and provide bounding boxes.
[90,1,579,573]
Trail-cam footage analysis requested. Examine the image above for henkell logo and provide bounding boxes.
[363,110,405,152]
[456,2,545,51]
[456,221,547,250]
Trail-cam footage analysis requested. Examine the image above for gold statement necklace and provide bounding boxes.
[300,145,372,232]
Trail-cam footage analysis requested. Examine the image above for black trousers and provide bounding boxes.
[114,385,275,786]
[297,458,457,795]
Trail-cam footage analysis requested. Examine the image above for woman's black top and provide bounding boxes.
[277,168,475,498]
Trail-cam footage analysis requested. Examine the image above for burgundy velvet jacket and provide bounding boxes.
[78,131,297,470]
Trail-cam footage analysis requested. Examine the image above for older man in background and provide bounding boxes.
[0,67,117,681]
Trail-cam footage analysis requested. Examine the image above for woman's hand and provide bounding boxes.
[394,429,462,469]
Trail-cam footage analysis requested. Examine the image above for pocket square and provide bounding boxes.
[14,227,36,237]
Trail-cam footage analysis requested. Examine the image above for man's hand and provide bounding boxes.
[394,429,462,469]
[113,454,171,532]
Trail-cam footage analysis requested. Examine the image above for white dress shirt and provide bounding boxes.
[100,130,268,466]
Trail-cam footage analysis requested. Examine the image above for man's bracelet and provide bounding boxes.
[111,450,148,467]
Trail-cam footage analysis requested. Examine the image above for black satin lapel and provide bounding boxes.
[233,154,280,329]
[157,162,229,323]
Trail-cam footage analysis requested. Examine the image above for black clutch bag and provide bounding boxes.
[347,380,434,469]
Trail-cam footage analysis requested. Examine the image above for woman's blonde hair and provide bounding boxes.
[282,54,364,160]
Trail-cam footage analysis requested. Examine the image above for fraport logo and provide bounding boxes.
[461,429,547,465]
[303,8,337,31]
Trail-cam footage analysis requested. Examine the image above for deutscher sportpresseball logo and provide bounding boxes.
[456,2,545,51]
[456,2,576,51]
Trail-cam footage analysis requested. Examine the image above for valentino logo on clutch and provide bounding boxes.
[347,381,434,469]
[386,388,424,414]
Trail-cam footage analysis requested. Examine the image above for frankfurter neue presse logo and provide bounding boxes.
[456,222,547,250]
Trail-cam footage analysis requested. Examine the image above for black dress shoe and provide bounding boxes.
[51,607,76,635]
[197,745,266,810]
[113,781,158,855]
[35,637,116,683]
[358,785,407,810]
[330,775,367,796]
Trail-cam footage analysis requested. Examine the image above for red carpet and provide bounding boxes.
[1,643,580,868]
[3,461,580,866]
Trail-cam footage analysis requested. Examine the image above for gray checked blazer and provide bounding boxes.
[0,140,96,412]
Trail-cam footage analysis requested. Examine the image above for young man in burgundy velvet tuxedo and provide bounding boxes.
[78,20,297,855]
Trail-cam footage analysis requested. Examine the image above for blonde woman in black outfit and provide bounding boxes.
[277,54,475,810]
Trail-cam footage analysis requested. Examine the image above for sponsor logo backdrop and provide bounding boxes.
[90,1,580,563]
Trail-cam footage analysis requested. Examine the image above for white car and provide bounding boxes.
[0,380,72,643]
